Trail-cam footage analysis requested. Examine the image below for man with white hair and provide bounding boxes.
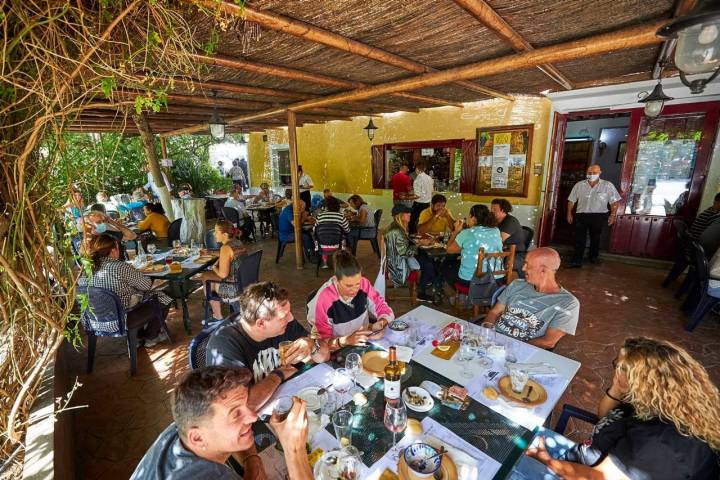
[484,247,579,350]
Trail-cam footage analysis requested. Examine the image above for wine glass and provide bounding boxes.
[384,402,407,459]
[146,243,157,255]
[345,353,363,394]
[476,323,495,369]
[333,368,353,410]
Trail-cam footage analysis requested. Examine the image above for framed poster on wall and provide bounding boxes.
[475,124,533,197]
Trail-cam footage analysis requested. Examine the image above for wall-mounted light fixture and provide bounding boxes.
[657,0,720,94]
[363,118,377,141]
[638,81,674,117]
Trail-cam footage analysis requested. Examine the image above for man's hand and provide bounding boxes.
[284,337,313,365]
[344,329,373,346]
[608,214,616,226]
[566,213,573,225]
[270,397,309,455]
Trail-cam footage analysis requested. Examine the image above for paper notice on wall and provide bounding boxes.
[478,155,493,167]
[491,144,510,189]
[494,133,512,145]
[509,154,526,167]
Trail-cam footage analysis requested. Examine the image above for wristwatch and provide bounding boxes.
[270,369,285,382]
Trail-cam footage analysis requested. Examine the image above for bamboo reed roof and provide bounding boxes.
[69,0,678,135]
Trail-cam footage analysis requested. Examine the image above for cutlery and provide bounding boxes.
[522,386,534,403]
[427,446,447,462]
[316,383,333,396]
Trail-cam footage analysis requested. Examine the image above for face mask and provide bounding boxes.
[95,223,107,234]
[587,174,600,181]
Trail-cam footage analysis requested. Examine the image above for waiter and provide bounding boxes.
[567,164,621,268]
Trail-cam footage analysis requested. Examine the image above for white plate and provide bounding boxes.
[296,387,328,412]
[402,386,434,412]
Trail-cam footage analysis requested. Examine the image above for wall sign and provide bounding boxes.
[475,124,533,197]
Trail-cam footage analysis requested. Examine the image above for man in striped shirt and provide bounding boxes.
[688,193,720,240]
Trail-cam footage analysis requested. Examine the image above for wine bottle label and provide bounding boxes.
[384,379,400,400]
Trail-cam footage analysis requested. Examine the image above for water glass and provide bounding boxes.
[505,338,518,364]
[479,322,496,348]
[345,353,363,393]
[384,402,407,458]
[458,336,475,378]
[147,243,157,255]
[510,369,529,394]
[332,409,354,448]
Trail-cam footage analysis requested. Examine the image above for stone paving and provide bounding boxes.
[63,238,720,479]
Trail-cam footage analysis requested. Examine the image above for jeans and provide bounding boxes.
[573,212,607,263]
[508,427,577,480]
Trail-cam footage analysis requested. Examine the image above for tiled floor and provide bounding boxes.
[64,238,720,479]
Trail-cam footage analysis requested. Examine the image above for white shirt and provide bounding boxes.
[228,166,246,182]
[413,171,433,204]
[299,174,313,192]
[568,179,621,214]
[144,171,171,198]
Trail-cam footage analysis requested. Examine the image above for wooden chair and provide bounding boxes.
[453,244,516,318]
[379,231,417,306]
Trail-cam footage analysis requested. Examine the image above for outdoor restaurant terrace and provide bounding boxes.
[2,0,720,479]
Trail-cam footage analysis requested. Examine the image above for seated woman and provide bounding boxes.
[197,221,247,321]
[78,234,172,347]
[384,203,436,302]
[308,250,392,349]
[137,202,170,247]
[444,204,503,290]
[224,190,253,240]
[346,194,374,251]
[253,182,272,203]
[278,192,315,257]
[518,337,720,480]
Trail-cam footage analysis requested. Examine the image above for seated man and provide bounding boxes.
[417,193,455,236]
[484,247,579,350]
[308,250,392,348]
[490,198,527,277]
[131,366,313,479]
[318,188,348,209]
[205,282,330,410]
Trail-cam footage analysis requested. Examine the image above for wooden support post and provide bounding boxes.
[133,112,174,221]
[159,136,175,186]
[287,110,304,270]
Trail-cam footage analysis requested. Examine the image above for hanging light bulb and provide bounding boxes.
[363,118,377,140]
[657,0,720,94]
[638,82,674,117]
[208,90,226,141]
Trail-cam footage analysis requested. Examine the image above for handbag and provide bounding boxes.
[374,254,386,297]
[468,272,499,306]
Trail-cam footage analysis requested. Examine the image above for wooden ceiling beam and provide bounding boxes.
[190,53,450,109]
[452,0,574,90]
[163,20,664,137]
[192,0,508,100]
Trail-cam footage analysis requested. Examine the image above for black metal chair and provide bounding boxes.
[188,319,227,369]
[662,220,689,288]
[130,206,146,221]
[276,237,294,263]
[205,229,219,249]
[167,218,182,245]
[683,240,720,331]
[351,208,382,258]
[204,250,263,320]
[521,225,534,251]
[223,206,255,242]
[314,222,346,277]
[552,404,599,434]
[77,286,172,376]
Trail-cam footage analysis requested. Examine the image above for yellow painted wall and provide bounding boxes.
[248,96,551,207]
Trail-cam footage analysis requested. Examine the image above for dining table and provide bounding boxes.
[253,305,581,480]
[131,248,218,333]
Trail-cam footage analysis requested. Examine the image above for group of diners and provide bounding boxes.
[128,247,719,479]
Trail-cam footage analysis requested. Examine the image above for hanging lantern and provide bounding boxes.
[208,90,226,141]
[657,0,720,94]
[638,82,674,117]
[363,118,378,140]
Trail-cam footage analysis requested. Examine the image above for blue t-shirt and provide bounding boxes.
[278,205,294,242]
[455,226,503,281]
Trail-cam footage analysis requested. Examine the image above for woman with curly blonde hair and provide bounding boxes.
[521,336,719,479]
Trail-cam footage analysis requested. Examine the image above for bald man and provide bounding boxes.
[485,248,579,350]
[567,164,621,267]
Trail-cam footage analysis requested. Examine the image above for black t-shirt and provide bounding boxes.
[498,214,525,252]
[565,404,719,480]
[205,318,307,383]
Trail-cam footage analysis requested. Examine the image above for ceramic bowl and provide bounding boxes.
[403,442,442,478]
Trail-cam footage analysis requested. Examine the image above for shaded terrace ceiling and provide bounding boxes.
[69,0,682,135]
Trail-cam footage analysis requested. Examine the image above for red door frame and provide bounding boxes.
[539,102,720,250]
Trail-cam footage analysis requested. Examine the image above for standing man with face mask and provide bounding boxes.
[567,164,621,268]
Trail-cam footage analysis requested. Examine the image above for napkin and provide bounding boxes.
[507,362,557,375]
[354,370,380,390]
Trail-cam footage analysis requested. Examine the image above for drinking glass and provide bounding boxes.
[458,336,476,378]
[147,243,157,255]
[332,409,354,448]
[505,338,518,364]
[278,340,292,366]
[384,402,407,458]
[510,369,529,394]
[273,396,294,421]
[479,322,496,348]
[172,240,181,249]
[333,368,353,409]
[345,353,363,394]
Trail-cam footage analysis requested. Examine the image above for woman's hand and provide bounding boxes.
[368,320,386,338]
[453,219,464,233]
[525,436,553,466]
[609,367,629,400]
[344,329,373,346]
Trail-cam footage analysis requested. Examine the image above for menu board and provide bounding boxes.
[475,124,533,197]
